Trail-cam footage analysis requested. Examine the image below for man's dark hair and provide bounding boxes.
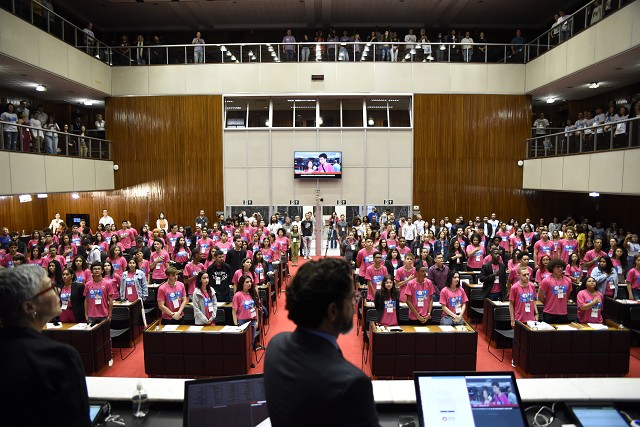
[546,258,567,273]
[286,258,352,328]
[319,153,327,159]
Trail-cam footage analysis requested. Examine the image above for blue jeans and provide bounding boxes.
[238,318,259,342]
[381,46,390,61]
[45,134,58,154]
[4,131,17,150]
[441,316,465,326]
[463,49,472,62]
[285,49,295,62]
[487,292,502,301]
[633,289,640,300]
[194,50,203,63]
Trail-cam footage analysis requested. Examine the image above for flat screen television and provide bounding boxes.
[294,151,342,179]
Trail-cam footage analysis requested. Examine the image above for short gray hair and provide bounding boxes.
[0,265,46,327]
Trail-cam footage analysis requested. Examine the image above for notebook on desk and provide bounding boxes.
[413,371,527,427]
[184,374,270,427]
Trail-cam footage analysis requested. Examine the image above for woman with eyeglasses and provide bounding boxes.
[0,265,90,426]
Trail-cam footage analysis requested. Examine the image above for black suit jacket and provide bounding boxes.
[264,328,380,427]
[479,261,507,300]
[0,327,90,427]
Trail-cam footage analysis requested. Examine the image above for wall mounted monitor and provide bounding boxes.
[294,151,342,179]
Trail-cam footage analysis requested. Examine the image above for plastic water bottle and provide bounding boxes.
[132,381,149,418]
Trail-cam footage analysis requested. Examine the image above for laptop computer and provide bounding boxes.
[413,371,528,427]
[184,374,270,427]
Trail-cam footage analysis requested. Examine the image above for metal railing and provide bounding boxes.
[526,0,632,61]
[525,116,640,158]
[1,120,111,160]
[107,41,537,65]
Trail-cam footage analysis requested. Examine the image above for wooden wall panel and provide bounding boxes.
[0,96,223,234]
[413,94,532,221]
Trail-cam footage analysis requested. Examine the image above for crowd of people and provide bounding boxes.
[531,96,640,154]
[1,208,638,330]
[0,101,106,155]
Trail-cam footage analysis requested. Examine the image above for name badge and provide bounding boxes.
[61,303,68,310]
[416,290,427,307]
[524,303,531,313]
[215,276,221,285]
[127,286,133,295]
[557,286,564,299]
[155,262,162,270]
[455,304,462,314]
[385,300,395,313]
[591,306,599,318]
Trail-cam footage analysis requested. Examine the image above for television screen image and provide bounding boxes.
[294,151,342,179]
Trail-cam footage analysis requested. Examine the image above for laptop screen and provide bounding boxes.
[414,372,527,427]
[184,374,270,427]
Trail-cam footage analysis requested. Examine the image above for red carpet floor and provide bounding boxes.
[100,256,640,379]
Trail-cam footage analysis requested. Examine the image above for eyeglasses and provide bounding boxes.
[30,283,60,300]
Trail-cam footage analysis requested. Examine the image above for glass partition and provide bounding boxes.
[319,99,341,127]
[247,99,270,128]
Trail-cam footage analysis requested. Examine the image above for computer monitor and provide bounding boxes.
[414,371,527,427]
[184,374,269,427]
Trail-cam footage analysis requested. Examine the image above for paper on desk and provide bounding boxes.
[45,322,63,329]
[526,321,554,331]
[413,327,431,333]
[438,325,455,332]
[69,323,91,330]
[555,325,575,331]
[622,299,639,304]
[162,325,179,331]
[220,325,242,333]
[187,326,204,332]
[587,323,608,330]
[387,326,403,332]
[461,279,469,286]
[494,301,509,306]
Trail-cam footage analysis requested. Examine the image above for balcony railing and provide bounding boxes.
[1,120,111,160]
[525,116,640,158]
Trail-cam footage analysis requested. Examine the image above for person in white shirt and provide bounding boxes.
[29,114,44,153]
[557,9,571,42]
[98,209,115,227]
[48,213,63,233]
[613,106,629,148]
[402,218,417,249]
[488,213,499,236]
[533,113,550,153]
[95,114,106,140]
[404,29,416,61]
[461,32,473,62]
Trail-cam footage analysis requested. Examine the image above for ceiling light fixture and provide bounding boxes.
[37,194,48,198]
[35,84,46,92]
[19,194,32,203]
[71,193,80,199]
[546,97,556,104]
[588,82,600,89]
[83,100,94,106]
[588,192,600,198]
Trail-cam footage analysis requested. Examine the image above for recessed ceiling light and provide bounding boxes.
[83,100,94,106]
[35,84,46,92]
[588,192,600,198]
[588,82,600,89]
[546,97,556,104]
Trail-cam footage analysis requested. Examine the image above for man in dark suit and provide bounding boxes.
[479,247,508,301]
[264,258,380,427]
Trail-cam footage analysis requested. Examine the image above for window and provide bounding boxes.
[247,98,270,128]
[225,99,247,128]
[342,98,364,127]
[319,99,341,127]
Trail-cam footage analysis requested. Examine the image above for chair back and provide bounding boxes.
[469,287,484,301]
[214,308,226,324]
[494,306,512,323]
[431,308,442,324]
[399,306,410,323]
[460,274,474,284]
[366,309,380,324]
[567,304,578,323]
[616,286,629,300]
[111,306,130,322]
[629,306,640,322]
[182,305,195,324]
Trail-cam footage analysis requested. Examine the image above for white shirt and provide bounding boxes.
[95,120,106,131]
[99,215,115,227]
[414,220,425,236]
[29,117,44,138]
[402,224,416,240]
[461,37,473,49]
[404,34,416,49]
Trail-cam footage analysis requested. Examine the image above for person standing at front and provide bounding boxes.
[538,258,573,324]
[157,266,188,325]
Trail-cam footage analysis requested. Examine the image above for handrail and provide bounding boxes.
[525,116,639,158]
[108,41,534,65]
[0,120,111,159]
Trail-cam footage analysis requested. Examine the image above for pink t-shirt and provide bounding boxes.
[275,236,290,254]
[138,259,150,276]
[509,282,536,323]
[197,237,215,258]
[496,231,510,252]
[535,268,551,283]
[508,265,533,285]
[165,232,184,253]
[232,269,259,286]
[466,245,485,269]
[379,296,398,326]
[261,248,276,263]
[490,263,502,293]
[439,286,469,318]
[365,265,388,300]
[151,250,171,280]
[583,249,605,276]
[539,276,573,315]
[233,291,257,320]
[84,279,117,318]
[534,240,553,264]
[356,248,378,276]
[41,254,67,268]
[117,228,133,249]
[254,263,267,283]
[509,236,524,251]
[74,269,92,284]
[565,265,583,281]
[626,268,640,290]
[172,247,191,264]
[403,279,437,319]
[183,262,204,295]
[59,245,77,265]
[577,290,604,323]
[397,246,411,260]
[123,271,139,302]
[59,285,76,323]
[108,256,127,274]
[157,282,186,319]
[215,241,234,260]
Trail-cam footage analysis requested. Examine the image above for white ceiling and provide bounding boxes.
[54,0,578,32]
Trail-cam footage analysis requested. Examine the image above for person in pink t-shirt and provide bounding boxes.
[394,253,416,302]
[626,254,640,300]
[150,239,171,284]
[582,238,605,276]
[374,276,400,326]
[356,238,378,286]
[157,266,188,325]
[439,271,468,325]
[538,258,573,324]
[70,256,91,285]
[197,231,215,260]
[215,233,234,260]
[534,255,551,284]
[495,223,511,253]
[403,265,436,324]
[533,229,554,269]
[83,262,116,323]
[365,253,388,301]
[560,227,579,263]
[466,234,485,270]
[165,224,184,254]
[565,252,583,291]
[232,274,261,349]
[577,277,604,323]
[317,153,334,172]
[183,250,204,296]
[509,266,538,328]
[40,244,66,269]
[107,246,127,276]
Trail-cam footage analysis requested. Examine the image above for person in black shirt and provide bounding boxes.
[206,250,234,303]
[301,212,314,259]
[225,236,246,277]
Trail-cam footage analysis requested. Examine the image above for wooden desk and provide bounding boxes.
[603,297,640,328]
[42,320,111,375]
[143,320,252,377]
[513,320,630,377]
[112,299,144,347]
[370,323,477,377]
